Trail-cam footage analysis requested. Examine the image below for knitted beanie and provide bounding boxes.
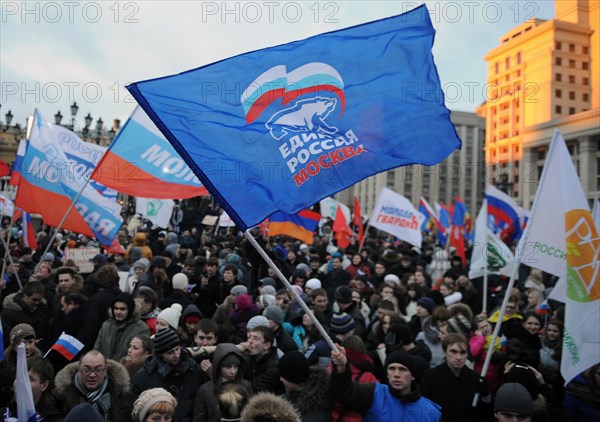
[172,273,189,290]
[261,285,277,296]
[385,350,416,376]
[335,285,353,304]
[153,328,180,355]
[131,388,177,422]
[417,297,436,314]
[247,315,270,330]
[494,383,533,416]
[157,303,183,330]
[259,294,277,308]
[330,312,355,335]
[235,294,253,310]
[278,351,310,384]
[305,278,322,290]
[230,285,248,297]
[263,305,284,326]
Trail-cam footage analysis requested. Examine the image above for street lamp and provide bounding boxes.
[54,110,63,125]
[70,101,79,129]
[94,117,103,144]
[3,109,13,131]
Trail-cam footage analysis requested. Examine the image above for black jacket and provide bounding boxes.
[284,367,334,422]
[243,349,284,395]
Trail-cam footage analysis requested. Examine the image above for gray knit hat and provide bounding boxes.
[247,315,270,330]
[263,305,284,326]
[494,383,533,416]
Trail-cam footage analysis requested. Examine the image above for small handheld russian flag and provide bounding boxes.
[47,332,84,361]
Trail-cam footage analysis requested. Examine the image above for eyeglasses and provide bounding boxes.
[79,366,106,375]
[498,411,530,421]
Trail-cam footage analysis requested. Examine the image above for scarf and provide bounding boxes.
[74,373,110,421]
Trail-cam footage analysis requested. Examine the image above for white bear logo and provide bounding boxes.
[265,97,339,140]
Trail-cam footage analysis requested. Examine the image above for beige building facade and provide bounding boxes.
[478,0,600,208]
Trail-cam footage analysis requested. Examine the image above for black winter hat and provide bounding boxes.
[278,351,310,385]
[335,285,353,304]
[153,328,180,355]
[112,292,135,320]
[385,350,416,376]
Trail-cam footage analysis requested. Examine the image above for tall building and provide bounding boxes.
[478,0,600,208]
[348,110,485,217]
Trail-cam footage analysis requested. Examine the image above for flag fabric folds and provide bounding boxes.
[332,205,353,249]
[469,200,516,279]
[15,110,123,245]
[9,140,26,187]
[268,210,320,244]
[49,332,85,361]
[517,130,599,385]
[15,342,38,421]
[0,160,10,178]
[320,197,351,223]
[0,317,4,362]
[127,5,460,230]
[486,184,523,243]
[449,196,467,266]
[0,195,14,217]
[92,106,209,199]
[21,211,38,250]
[353,196,364,247]
[136,198,175,229]
[369,187,424,247]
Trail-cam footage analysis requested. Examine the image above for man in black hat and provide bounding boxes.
[494,383,533,422]
[334,285,365,338]
[132,328,206,421]
[331,346,441,421]
[384,324,431,381]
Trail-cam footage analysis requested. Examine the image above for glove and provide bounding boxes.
[477,376,490,396]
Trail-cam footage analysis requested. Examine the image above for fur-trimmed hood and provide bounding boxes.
[54,358,131,398]
[241,392,301,422]
[2,292,43,313]
[284,366,331,414]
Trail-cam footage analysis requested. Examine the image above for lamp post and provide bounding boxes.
[54,110,63,125]
[70,101,79,130]
[2,109,13,131]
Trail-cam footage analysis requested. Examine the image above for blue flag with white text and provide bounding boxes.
[128,5,461,230]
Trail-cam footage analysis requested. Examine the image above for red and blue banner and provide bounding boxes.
[268,209,320,244]
[127,5,460,230]
[92,106,209,199]
[485,185,522,243]
[21,211,37,250]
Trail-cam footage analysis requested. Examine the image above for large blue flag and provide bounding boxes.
[128,5,460,230]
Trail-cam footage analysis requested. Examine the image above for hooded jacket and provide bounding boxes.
[53,359,133,422]
[193,343,253,422]
[284,366,334,422]
[93,293,149,361]
[241,392,301,422]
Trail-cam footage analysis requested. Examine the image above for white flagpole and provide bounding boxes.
[243,230,339,352]
[482,199,488,314]
[0,228,23,290]
[472,263,519,407]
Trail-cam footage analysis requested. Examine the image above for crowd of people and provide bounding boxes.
[0,211,599,422]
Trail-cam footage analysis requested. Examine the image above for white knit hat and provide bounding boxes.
[384,274,400,286]
[131,388,177,422]
[172,273,189,290]
[157,303,183,330]
[305,278,322,290]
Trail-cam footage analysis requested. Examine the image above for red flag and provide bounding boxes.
[353,196,364,247]
[449,225,466,266]
[0,160,10,178]
[332,205,352,249]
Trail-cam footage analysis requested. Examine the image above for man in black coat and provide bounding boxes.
[242,326,284,394]
[420,333,492,422]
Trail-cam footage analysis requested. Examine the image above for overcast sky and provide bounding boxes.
[1,1,554,130]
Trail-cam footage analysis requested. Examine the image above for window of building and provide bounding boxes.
[514,146,519,153]
[537,148,546,160]
[556,41,562,50]
[505,57,510,69]
[569,44,575,52]
[583,77,589,86]
[569,59,576,68]
[583,46,589,54]
[516,52,522,64]
[582,62,589,70]
[569,107,576,115]
[516,69,521,77]
[556,105,562,114]
[555,57,562,66]
[555,89,562,98]
[556,73,562,82]
[569,75,576,84]
[501,147,508,154]
[583,93,589,102]
[495,62,499,74]
[569,91,576,100]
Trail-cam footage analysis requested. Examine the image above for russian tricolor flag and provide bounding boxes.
[9,139,26,187]
[485,185,522,243]
[268,210,320,244]
[49,332,84,361]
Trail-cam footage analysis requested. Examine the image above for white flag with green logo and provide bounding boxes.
[518,130,599,384]
[469,200,516,279]
[136,198,174,229]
